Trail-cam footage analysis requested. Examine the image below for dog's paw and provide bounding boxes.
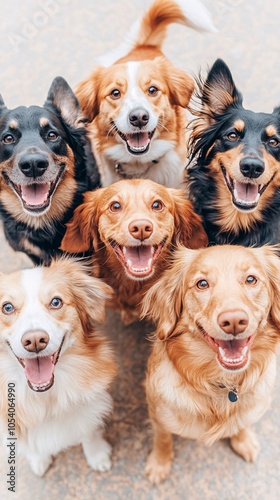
[28,454,53,477]
[230,428,260,462]
[84,438,112,472]
[145,452,172,485]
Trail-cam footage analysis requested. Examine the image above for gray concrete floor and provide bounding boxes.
[0,1,280,498]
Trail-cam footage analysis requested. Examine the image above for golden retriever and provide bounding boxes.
[0,258,116,476]
[142,245,280,484]
[75,0,215,188]
[60,179,207,324]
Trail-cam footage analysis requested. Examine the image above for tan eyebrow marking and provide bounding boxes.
[233,119,245,132]
[8,119,18,129]
[266,125,277,137]
[39,117,49,127]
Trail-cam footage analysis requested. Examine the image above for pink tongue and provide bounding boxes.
[217,338,247,358]
[21,183,50,206]
[235,181,258,202]
[127,132,149,148]
[24,357,54,384]
[125,246,152,268]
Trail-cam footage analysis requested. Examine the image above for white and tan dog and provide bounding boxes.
[0,259,116,476]
[76,0,216,188]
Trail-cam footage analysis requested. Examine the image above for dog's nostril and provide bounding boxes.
[21,330,50,352]
[128,219,153,240]
[129,108,150,128]
[240,157,265,179]
[218,310,249,336]
[19,155,49,178]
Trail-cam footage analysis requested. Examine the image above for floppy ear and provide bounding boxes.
[257,246,280,328]
[60,190,102,254]
[44,76,84,126]
[200,58,243,120]
[75,68,103,122]
[170,189,208,248]
[141,247,194,340]
[52,259,113,333]
[158,58,194,108]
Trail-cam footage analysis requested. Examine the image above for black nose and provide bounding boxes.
[18,154,49,178]
[129,108,149,128]
[239,157,265,179]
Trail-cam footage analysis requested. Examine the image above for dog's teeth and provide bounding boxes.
[123,246,126,255]
[242,346,248,356]
[151,247,155,255]
[147,258,152,268]
[219,346,226,358]
[127,259,132,267]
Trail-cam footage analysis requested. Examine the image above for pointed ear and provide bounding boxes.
[158,58,194,108]
[141,248,194,340]
[201,58,243,119]
[0,95,7,117]
[75,68,102,122]
[170,189,208,248]
[44,76,83,126]
[60,191,101,254]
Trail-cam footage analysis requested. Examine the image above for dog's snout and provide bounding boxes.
[129,108,149,128]
[21,330,50,353]
[217,310,249,336]
[19,153,49,178]
[128,219,153,241]
[239,157,265,179]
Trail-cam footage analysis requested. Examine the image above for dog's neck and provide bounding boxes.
[114,159,159,180]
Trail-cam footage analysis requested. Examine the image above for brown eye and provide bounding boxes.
[227,132,238,141]
[148,86,158,96]
[152,200,164,211]
[2,134,15,144]
[109,201,122,212]
[110,89,121,100]
[2,302,15,314]
[47,131,58,141]
[245,275,257,285]
[50,297,63,309]
[196,279,209,290]
[268,137,279,147]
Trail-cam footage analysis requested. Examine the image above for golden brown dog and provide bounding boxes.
[75,0,215,188]
[142,245,280,484]
[60,179,207,323]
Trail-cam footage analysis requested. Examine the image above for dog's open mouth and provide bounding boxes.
[221,165,273,212]
[116,127,155,156]
[3,169,64,215]
[11,338,64,392]
[109,239,166,278]
[200,327,256,370]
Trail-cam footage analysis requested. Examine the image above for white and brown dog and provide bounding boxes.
[0,259,116,476]
[76,0,216,188]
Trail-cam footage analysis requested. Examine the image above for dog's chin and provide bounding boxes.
[199,326,256,372]
[109,238,166,280]
[116,128,156,156]
[3,169,64,216]
[220,164,274,213]
[9,337,64,392]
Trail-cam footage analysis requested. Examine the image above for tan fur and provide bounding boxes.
[61,179,207,323]
[75,0,197,188]
[142,245,280,484]
[0,258,116,456]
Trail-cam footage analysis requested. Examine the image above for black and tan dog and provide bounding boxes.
[0,77,100,264]
[187,59,280,246]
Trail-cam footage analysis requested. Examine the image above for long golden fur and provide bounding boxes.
[60,179,207,324]
[142,245,280,484]
[75,0,215,188]
[0,258,116,476]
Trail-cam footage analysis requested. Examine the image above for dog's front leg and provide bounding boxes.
[25,449,53,477]
[82,428,112,472]
[230,428,260,462]
[145,421,174,485]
